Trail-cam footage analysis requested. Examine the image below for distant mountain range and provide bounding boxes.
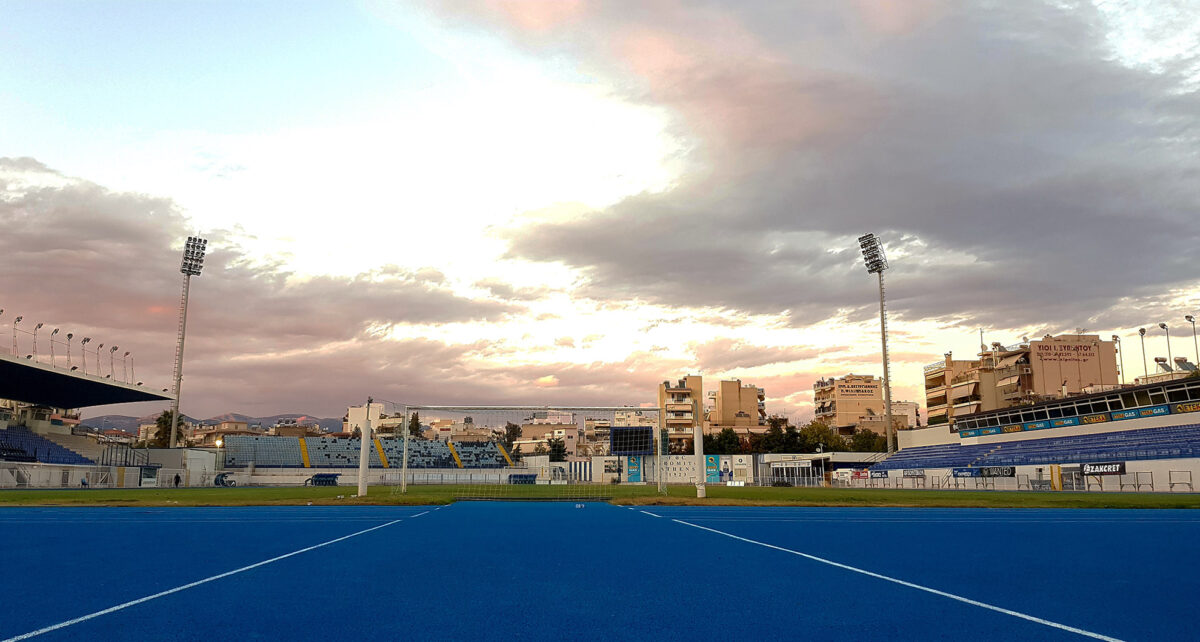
[81,413,343,434]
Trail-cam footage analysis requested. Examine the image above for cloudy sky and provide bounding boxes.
[2,0,1198,421]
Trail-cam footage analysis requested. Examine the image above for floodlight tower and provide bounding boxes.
[170,236,207,448]
[858,233,896,454]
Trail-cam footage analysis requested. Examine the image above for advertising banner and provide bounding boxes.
[1002,424,1023,433]
[1051,417,1081,428]
[1174,402,1200,415]
[1024,421,1050,431]
[952,468,980,478]
[903,469,926,478]
[705,455,720,483]
[851,470,869,480]
[1080,413,1109,425]
[979,466,1016,478]
[1138,405,1170,418]
[870,470,889,479]
[626,455,642,482]
[1082,461,1125,476]
[720,456,732,481]
[1110,409,1139,421]
[959,429,981,438]
[979,427,1002,436]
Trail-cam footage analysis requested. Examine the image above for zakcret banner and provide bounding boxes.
[979,466,1015,478]
[1082,461,1125,476]
[705,455,720,483]
[626,455,642,482]
[952,468,980,478]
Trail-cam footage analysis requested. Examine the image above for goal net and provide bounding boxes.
[373,404,669,501]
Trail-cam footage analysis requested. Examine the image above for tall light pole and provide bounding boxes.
[1159,323,1173,371]
[1112,335,1124,386]
[858,233,895,454]
[1138,328,1148,379]
[80,337,91,373]
[31,324,43,360]
[109,346,119,378]
[123,351,131,382]
[49,328,59,365]
[171,236,207,448]
[1187,315,1198,367]
[66,333,74,369]
[11,316,21,355]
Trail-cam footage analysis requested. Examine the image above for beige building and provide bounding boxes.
[924,334,1119,427]
[514,423,578,456]
[814,374,916,435]
[706,379,767,435]
[658,375,702,446]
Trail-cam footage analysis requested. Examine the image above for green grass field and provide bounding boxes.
[1,484,1199,508]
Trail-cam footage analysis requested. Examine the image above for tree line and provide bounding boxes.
[701,416,888,455]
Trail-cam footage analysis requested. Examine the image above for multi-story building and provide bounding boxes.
[924,334,1119,428]
[658,375,702,447]
[706,379,767,434]
[814,373,917,435]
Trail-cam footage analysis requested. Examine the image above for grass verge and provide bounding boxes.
[0,484,1198,509]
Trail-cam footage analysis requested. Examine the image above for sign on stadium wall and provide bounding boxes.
[902,469,925,478]
[1082,462,1125,476]
[979,466,1015,478]
[1080,413,1109,425]
[851,470,869,480]
[1175,402,1200,414]
[870,470,889,478]
[952,468,980,478]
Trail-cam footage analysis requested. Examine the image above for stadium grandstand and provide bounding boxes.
[867,375,1200,490]
[0,345,173,485]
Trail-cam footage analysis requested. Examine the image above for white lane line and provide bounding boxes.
[672,519,1122,642]
[411,511,430,518]
[3,519,403,642]
[640,510,662,518]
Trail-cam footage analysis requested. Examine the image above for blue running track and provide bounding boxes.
[1,503,1196,640]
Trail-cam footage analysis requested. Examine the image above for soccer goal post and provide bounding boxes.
[376,404,671,500]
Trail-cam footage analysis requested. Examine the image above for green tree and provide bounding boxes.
[502,422,521,451]
[533,443,548,455]
[152,410,183,448]
[848,429,888,452]
[546,436,567,462]
[408,412,421,438]
[797,420,847,453]
[707,427,742,454]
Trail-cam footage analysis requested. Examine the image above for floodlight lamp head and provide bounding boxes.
[1187,315,1195,323]
[67,333,73,340]
[1139,328,1146,336]
[81,337,90,344]
[180,236,208,276]
[857,233,889,274]
[51,328,59,336]
[14,316,21,323]
[1159,322,1168,330]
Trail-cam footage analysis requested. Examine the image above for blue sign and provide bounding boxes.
[1110,409,1139,421]
[1024,421,1050,431]
[704,455,720,483]
[952,468,980,478]
[870,470,889,479]
[1138,404,1170,418]
[979,427,1002,436]
[1051,417,1081,428]
[626,456,642,482]
[959,429,981,438]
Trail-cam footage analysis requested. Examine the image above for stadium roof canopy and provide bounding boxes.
[0,351,173,409]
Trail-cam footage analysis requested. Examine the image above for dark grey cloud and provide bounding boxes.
[0,159,517,416]
[444,1,1200,329]
[692,338,822,372]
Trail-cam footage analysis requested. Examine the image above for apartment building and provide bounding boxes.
[814,374,916,435]
[706,379,767,434]
[658,375,702,446]
[924,333,1119,427]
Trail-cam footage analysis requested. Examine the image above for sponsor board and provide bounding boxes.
[870,470,889,479]
[1002,424,1023,433]
[1110,409,1139,421]
[1051,417,1081,428]
[952,467,980,478]
[1082,461,1125,476]
[770,459,812,468]
[979,427,1002,436]
[1024,420,1050,431]
[1138,404,1170,418]
[903,469,926,478]
[1080,413,1109,425]
[851,470,870,480]
[705,455,720,483]
[959,429,981,438]
[979,466,1016,478]
[626,455,642,482]
[1174,402,1200,414]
